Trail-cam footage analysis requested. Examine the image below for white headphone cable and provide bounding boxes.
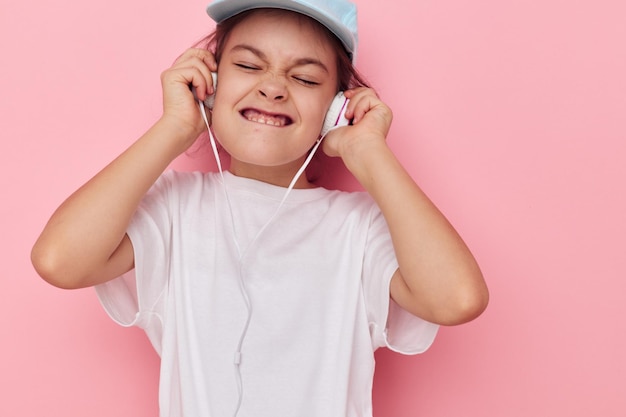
[197,100,337,417]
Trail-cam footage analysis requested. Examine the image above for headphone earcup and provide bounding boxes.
[191,72,218,109]
[205,72,218,109]
[321,92,350,137]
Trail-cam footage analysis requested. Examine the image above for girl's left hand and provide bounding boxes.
[322,87,393,159]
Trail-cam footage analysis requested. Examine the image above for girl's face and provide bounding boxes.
[211,10,339,185]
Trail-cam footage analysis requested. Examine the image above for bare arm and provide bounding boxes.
[324,88,489,326]
[31,49,217,289]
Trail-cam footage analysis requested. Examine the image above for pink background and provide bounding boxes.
[2,0,625,415]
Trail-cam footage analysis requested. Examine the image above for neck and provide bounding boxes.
[228,159,316,189]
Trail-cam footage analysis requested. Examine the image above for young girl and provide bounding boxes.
[32,0,489,416]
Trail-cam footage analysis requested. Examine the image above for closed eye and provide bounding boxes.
[294,77,319,86]
[235,63,260,70]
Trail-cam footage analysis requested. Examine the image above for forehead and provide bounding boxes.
[224,9,338,65]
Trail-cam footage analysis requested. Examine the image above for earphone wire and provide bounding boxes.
[197,100,336,417]
[198,102,248,417]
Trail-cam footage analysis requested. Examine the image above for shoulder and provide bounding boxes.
[157,170,218,187]
[150,170,221,195]
[136,171,222,214]
[324,188,381,216]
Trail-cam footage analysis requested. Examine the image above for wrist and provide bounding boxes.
[341,137,393,178]
[154,115,203,154]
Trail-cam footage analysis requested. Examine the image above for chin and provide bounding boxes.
[217,134,317,166]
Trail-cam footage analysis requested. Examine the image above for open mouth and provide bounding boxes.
[240,108,293,127]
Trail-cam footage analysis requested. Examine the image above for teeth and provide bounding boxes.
[243,109,288,126]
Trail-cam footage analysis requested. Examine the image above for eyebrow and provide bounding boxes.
[230,44,329,73]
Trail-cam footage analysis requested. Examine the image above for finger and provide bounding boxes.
[173,48,216,80]
[188,57,215,98]
[176,48,218,72]
[170,56,215,99]
[348,93,380,124]
[343,88,379,121]
[161,66,209,104]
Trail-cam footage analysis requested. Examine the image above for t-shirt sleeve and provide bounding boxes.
[94,172,179,355]
[362,202,439,354]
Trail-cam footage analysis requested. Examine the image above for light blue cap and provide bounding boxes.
[206,0,358,62]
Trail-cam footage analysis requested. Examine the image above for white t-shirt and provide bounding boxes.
[96,170,438,417]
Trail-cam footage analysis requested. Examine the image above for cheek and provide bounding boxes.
[210,105,225,133]
[309,102,334,137]
[209,105,235,147]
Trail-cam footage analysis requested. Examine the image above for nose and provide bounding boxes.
[257,77,288,101]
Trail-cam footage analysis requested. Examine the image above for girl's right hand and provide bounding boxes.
[159,48,217,148]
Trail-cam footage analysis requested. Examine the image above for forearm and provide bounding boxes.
[344,142,488,324]
[32,117,196,288]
